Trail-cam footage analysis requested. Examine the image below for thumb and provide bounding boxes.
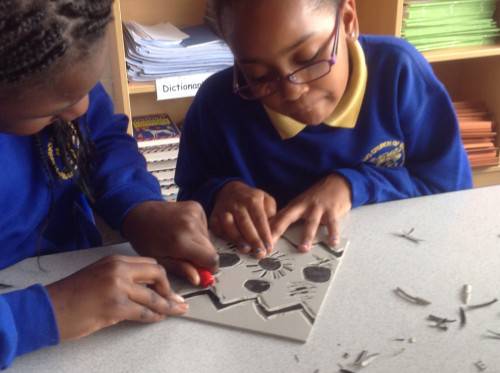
[161,258,200,286]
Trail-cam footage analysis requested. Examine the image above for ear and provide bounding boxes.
[342,0,359,40]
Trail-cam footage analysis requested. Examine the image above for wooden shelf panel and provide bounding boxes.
[424,45,500,63]
[473,165,500,187]
[129,81,156,95]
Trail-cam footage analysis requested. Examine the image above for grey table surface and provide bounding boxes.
[2,186,500,373]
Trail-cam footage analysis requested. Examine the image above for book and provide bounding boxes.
[402,0,500,52]
[141,143,179,162]
[132,113,181,147]
[459,120,494,132]
[454,100,499,168]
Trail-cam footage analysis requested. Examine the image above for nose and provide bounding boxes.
[57,95,90,122]
[278,79,309,102]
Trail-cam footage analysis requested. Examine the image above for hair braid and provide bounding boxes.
[0,0,114,84]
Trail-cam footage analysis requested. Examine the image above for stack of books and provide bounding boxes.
[402,0,500,52]
[123,21,233,82]
[133,114,181,200]
[455,101,498,168]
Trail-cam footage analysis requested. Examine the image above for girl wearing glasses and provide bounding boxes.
[0,0,218,366]
[176,0,472,257]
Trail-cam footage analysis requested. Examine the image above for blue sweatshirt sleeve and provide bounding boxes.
[175,89,242,214]
[85,84,163,230]
[336,47,472,207]
[0,285,59,369]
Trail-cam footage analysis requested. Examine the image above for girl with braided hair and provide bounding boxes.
[0,0,218,366]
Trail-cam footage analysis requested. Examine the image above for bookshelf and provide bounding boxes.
[356,0,500,187]
[107,0,500,187]
[108,0,208,128]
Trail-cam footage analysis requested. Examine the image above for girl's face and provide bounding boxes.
[0,36,108,136]
[228,0,358,125]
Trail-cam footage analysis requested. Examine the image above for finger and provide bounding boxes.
[220,211,244,243]
[271,205,305,244]
[209,214,223,237]
[237,242,252,254]
[247,201,274,254]
[125,300,187,323]
[232,207,267,258]
[127,262,178,301]
[129,283,186,317]
[300,208,323,252]
[99,255,158,266]
[211,213,250,254]
[263,193,277,218]
[324,212,341,246]
[162,258,200,286]
[180,234,220,273]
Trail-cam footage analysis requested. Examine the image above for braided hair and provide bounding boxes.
[0,0,113,84]
[0,0,114,257]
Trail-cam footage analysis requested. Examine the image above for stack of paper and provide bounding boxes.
[124,21,233,82]
[133,113,181,200]
[455,101,498,168]
[402,0,500,52]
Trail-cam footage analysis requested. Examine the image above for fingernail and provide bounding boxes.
[253,248,266,258]
[190,273,200,286]
[171,293,186,304]
[172,303,189,314]
[329,236,338,246]
[265,242,273,252]
[239,244,251,253]
[299,242,311,252]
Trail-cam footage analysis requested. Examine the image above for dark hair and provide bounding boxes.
[0,0,114,84]
[0,0,114,258]
[209,0,340,38]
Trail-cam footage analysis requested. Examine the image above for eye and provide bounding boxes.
[303,265,332,283]
[246,251,294,279]
[247,73,274,84]
[296,48,322,65]
[244,279,271,294]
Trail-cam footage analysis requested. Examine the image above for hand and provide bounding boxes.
[122,201,219,286]
[210,181,277,258]
[271,173,352,251]
[46,255,187,342]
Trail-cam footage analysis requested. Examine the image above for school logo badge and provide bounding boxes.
[362,140,405,168]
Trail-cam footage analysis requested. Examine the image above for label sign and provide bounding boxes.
[155,72,212,101]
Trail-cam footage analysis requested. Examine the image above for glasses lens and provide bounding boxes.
[290,61,331,84]
[237,82,277,100]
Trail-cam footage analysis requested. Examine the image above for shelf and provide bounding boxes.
[129,81,156,95]
[473,165,500,187]
[424,45,500,63]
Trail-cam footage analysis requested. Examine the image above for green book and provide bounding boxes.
[404,0,497,20]
[402,0,500,52]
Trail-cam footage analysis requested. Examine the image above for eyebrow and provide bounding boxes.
[34,97,83,119]
[239,32,316,64]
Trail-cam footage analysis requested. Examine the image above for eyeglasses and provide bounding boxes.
[233,2,344,101]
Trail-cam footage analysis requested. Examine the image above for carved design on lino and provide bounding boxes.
[183,288,316,324]
[288,282,317,301]
[244,279,271,293]
[178,234,346,338]
[246,251,294,280]
[219,253,241,268]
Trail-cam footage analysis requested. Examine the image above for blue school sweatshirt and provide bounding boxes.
[0,83,162,368]
[175,35,472,214]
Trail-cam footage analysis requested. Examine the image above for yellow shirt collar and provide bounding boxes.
[265,39,368,140]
